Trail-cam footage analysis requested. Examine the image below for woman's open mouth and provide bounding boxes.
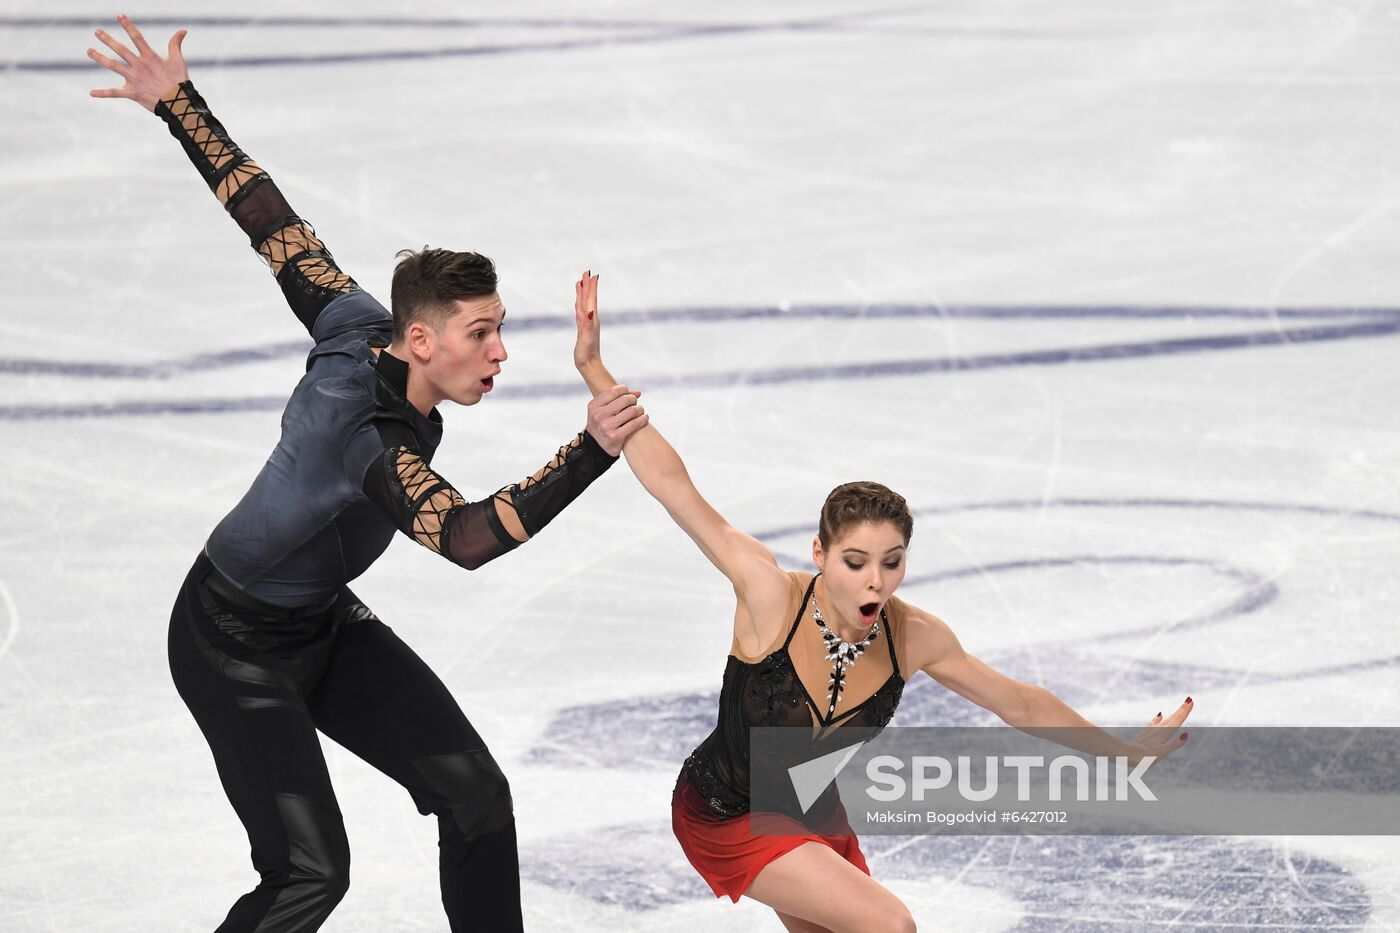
[858,602,880,625]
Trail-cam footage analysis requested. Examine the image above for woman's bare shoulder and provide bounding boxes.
[886,595,957,670]
[731,566,805,661]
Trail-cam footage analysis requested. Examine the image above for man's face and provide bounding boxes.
[420,293,508,406]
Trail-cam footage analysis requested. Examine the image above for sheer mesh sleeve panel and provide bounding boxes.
[153,81,357,333]
[362,446,522,571]
[495,430,618,538]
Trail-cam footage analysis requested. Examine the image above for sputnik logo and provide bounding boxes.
[788,741,866,812]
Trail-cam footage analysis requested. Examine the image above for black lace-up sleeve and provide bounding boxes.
[493,431,618,537]
[153,81,357,333]
[362,431,618,570]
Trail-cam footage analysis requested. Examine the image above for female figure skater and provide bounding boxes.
[87,17,646,932]
[570,273,1192,932]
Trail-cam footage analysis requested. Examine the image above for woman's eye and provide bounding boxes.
[472,331,486,340]
[844,561,864,571]
[884,561,901,570]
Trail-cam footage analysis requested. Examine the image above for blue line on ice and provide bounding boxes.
[3,304,1397,420]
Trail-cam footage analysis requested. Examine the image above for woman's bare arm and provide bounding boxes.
[904,602,1192,766]
[570,273,791,627]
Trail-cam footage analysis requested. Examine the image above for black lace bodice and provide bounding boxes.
[680,574,905,818]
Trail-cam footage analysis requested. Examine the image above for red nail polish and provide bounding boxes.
[1180,732,1188,741]
[588,312,594,320]
[1155,712,1161,718]
[1185,697,1193,704]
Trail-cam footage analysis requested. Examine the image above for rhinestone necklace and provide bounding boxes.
[811,596,880,720]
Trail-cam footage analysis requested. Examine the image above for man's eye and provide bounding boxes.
[472,331,486,339]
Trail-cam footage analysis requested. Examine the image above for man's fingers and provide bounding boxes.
[608,401,645,426]
[168,28,188,62]
[610,391,639,407]
[615,412,649,440]
[87,47,132,79]
[118,13,156,56]
[95,28,138,65]
[592,384,631,405]
[603,392,640,417]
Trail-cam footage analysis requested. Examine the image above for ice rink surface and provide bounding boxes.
[3,1,1400,930]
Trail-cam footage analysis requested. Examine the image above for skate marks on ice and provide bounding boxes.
[0,576,17,671]
[522,827,1371,930]
[6,11,1161,74]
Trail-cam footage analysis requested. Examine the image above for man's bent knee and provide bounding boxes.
[242,793,352,926]
[410,747,514,840]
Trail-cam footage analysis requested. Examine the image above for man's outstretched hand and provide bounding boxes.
[87,13,188,112]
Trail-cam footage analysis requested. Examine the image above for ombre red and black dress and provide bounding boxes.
[672,572,907,901]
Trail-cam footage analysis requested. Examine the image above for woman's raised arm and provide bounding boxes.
[570,272,789,611]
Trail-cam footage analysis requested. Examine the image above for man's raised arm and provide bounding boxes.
[88,15,356,334]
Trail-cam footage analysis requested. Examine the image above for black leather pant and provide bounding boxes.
[168,553,522,932]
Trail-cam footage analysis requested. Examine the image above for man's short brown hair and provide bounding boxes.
[390,247,498,341]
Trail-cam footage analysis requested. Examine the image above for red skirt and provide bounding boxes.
[671,773,870,903]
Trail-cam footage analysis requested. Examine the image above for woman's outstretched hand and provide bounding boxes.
[1124,696,1193,767]
[574,270,648,455]
[87,14,188,112]
[573,270,605,381]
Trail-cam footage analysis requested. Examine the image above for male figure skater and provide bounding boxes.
[88,15,646,931]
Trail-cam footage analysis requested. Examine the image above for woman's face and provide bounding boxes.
[811,520,908,632]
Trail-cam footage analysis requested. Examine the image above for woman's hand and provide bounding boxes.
[572,270,646,453]
[573,270,604,380]
[1123,697,1193,767]
[87,14,189,112]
